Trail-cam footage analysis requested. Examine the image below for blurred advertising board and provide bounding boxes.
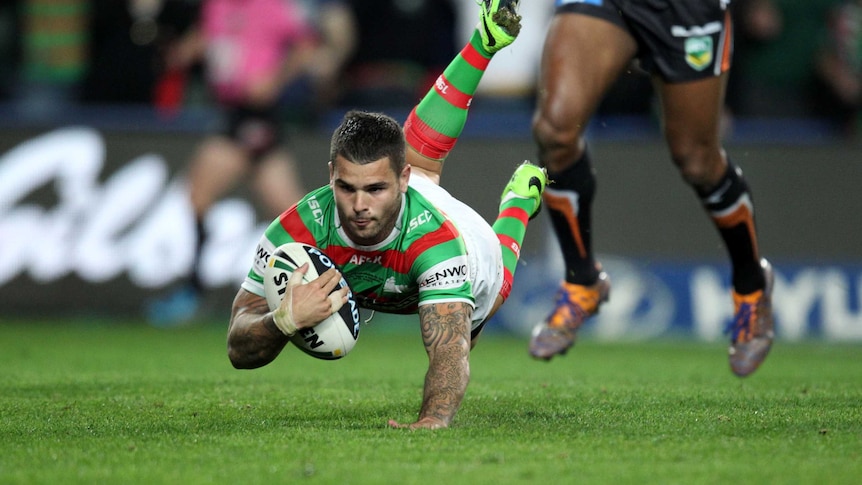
[1,127,860,341]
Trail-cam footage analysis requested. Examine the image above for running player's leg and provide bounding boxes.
[528,10,636,359]
[658,73,765,292]
[404,1,521,183]
[658,72,773,377]
[144,133,250,325]
[647,0,773,376]
[253,148,304,217]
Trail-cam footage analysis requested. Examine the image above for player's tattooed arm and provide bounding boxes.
[413,301,472,428]
[227,288,291,369]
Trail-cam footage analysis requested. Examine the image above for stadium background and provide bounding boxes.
[1,0,860,342]
[2,111,860,342]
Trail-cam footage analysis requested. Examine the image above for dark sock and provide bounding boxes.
[189,217,205,293]
[696,162,765,294]
[543,150,599,285]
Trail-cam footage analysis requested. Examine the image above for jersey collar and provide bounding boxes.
[334,192,406,251]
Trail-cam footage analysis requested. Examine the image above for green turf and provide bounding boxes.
[1,319,859,484]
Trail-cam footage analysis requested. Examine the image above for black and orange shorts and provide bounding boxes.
[555,0,734,82]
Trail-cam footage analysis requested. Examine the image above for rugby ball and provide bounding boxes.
[263,242,360,360]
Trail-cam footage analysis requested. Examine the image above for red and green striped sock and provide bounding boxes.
[404,30,493,161]
[493,196,535,300]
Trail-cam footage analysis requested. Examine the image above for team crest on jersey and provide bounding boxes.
[383,276,408,294]
[684,36,713,71]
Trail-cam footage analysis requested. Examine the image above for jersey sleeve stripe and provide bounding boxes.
[278,208,316,244]
[403,221,462,273]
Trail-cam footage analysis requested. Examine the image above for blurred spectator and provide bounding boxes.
[729,0,834,119]
[0,1,22,101]
[813,0,862,138]
[80,0,198,106]
[17,0,88,108]
[146,0,353,325]
[725,0,783,133]
[340,0,457,108]
[275,0,358,123]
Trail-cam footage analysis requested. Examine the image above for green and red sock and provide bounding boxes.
[493,196,535,300]
[404,31,493,161]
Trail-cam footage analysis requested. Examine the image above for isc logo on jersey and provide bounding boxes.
[307,196,324,226]
[419,257,469,289]
[406,210,433,234]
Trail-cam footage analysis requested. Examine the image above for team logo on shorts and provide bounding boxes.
[684,36,713,71]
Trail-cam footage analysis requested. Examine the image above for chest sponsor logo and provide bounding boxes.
[349,253,383,265]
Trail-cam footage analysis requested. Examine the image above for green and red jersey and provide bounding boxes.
[242,184,475,314]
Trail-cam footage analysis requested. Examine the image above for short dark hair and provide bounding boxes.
[329,110,406,173]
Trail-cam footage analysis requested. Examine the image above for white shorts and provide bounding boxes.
[409,172,504,327]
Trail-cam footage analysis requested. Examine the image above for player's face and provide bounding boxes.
[329,155,410,246]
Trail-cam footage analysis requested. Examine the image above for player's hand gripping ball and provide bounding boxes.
[263,242,360,359]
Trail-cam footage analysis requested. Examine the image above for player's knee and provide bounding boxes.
[532,115,583,168]
[668,142,724,188]
[533,113,573,147]
[673,155,714,188]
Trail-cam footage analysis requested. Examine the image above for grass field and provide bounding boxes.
[1,318,860,484]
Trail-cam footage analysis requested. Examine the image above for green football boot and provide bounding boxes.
[476,0,522,54]
[501,161,547,219]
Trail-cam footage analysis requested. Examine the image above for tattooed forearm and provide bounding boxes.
[227,289,290,369]
[417,302,472,425]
